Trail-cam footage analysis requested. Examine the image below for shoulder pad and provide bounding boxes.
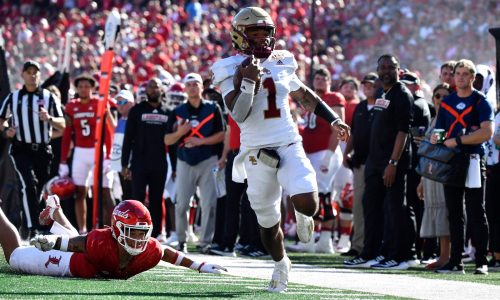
[211,55,246,87]
[269,50,297,68]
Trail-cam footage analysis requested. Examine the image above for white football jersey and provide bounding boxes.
[212,50,302,149]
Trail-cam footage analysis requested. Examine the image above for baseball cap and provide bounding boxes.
[23,60,41,72]
[400,72,420,85]
[361,72,378,84]
[183,73,203,84]
[115,90,134,104]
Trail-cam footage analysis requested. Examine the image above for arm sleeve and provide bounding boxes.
[219,77,234,99]
[121,107,136,168]
[478,96,494,123]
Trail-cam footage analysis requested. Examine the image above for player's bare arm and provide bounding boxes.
[224,56,261,122]
[290,83,351,140]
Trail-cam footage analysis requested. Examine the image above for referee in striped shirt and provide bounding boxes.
[0,60,65,238]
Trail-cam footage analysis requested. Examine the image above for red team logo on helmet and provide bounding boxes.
[42,176,76,200]
[111,200,153,256]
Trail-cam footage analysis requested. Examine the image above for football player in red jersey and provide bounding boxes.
[0,199,226,278]
[58,75,115,234]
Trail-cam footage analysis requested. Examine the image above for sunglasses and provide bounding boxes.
[117,99,129,105]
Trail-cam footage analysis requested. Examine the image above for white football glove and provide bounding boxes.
[198,262,227,274]
[30,234,60,252]
[58,164,69,177]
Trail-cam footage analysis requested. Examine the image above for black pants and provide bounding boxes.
[486,164,500,253]
[444,180,489,266]
[10,143,53,230]
[361,166,413,261]
[218,150,247,250]
[118,172,133,200]
[131,168,167,238]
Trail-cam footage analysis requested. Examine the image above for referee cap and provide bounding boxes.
[23,60,41,72]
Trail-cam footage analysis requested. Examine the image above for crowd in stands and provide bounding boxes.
[0,0,497,91]
[1,0,500,277]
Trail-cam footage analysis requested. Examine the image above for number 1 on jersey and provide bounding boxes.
[263,77,281,119]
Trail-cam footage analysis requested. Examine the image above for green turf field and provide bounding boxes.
[0,247,402,299]
[1,245,499,299]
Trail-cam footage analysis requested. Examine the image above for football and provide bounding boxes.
[233,57,261,94]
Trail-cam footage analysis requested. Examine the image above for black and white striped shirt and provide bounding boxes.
[0,86,64,144]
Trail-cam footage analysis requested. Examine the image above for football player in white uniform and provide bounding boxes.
[211,7,350,293]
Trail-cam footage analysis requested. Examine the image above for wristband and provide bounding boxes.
[314,101,340,125]
[240,78,256,94]
[59,235,69,251]
[173,251,185,266]
[455,136,462,146]
[189,261,205,272]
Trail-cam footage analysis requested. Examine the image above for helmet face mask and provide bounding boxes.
[114,221,152,255]
[231,7,276,59]
[111,200,153,256]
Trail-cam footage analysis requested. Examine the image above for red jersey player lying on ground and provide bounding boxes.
[0,199,226,278]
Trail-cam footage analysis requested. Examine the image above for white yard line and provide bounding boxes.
[160,254,500,299]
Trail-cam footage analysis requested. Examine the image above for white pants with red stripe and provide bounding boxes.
[9,246,74,277]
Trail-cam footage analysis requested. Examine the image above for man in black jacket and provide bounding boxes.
[344,54,413,270]
[121,77,169,239]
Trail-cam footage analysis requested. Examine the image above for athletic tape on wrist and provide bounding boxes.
[189,261,205,272]
[174,251,185,266]
[240,79,255,94]
[59,236,69,251]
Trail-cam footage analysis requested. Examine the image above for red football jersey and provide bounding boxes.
[61,98,113,162]
[65,98,99,148]
[69,228,163,279]
[301,92,345,153]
